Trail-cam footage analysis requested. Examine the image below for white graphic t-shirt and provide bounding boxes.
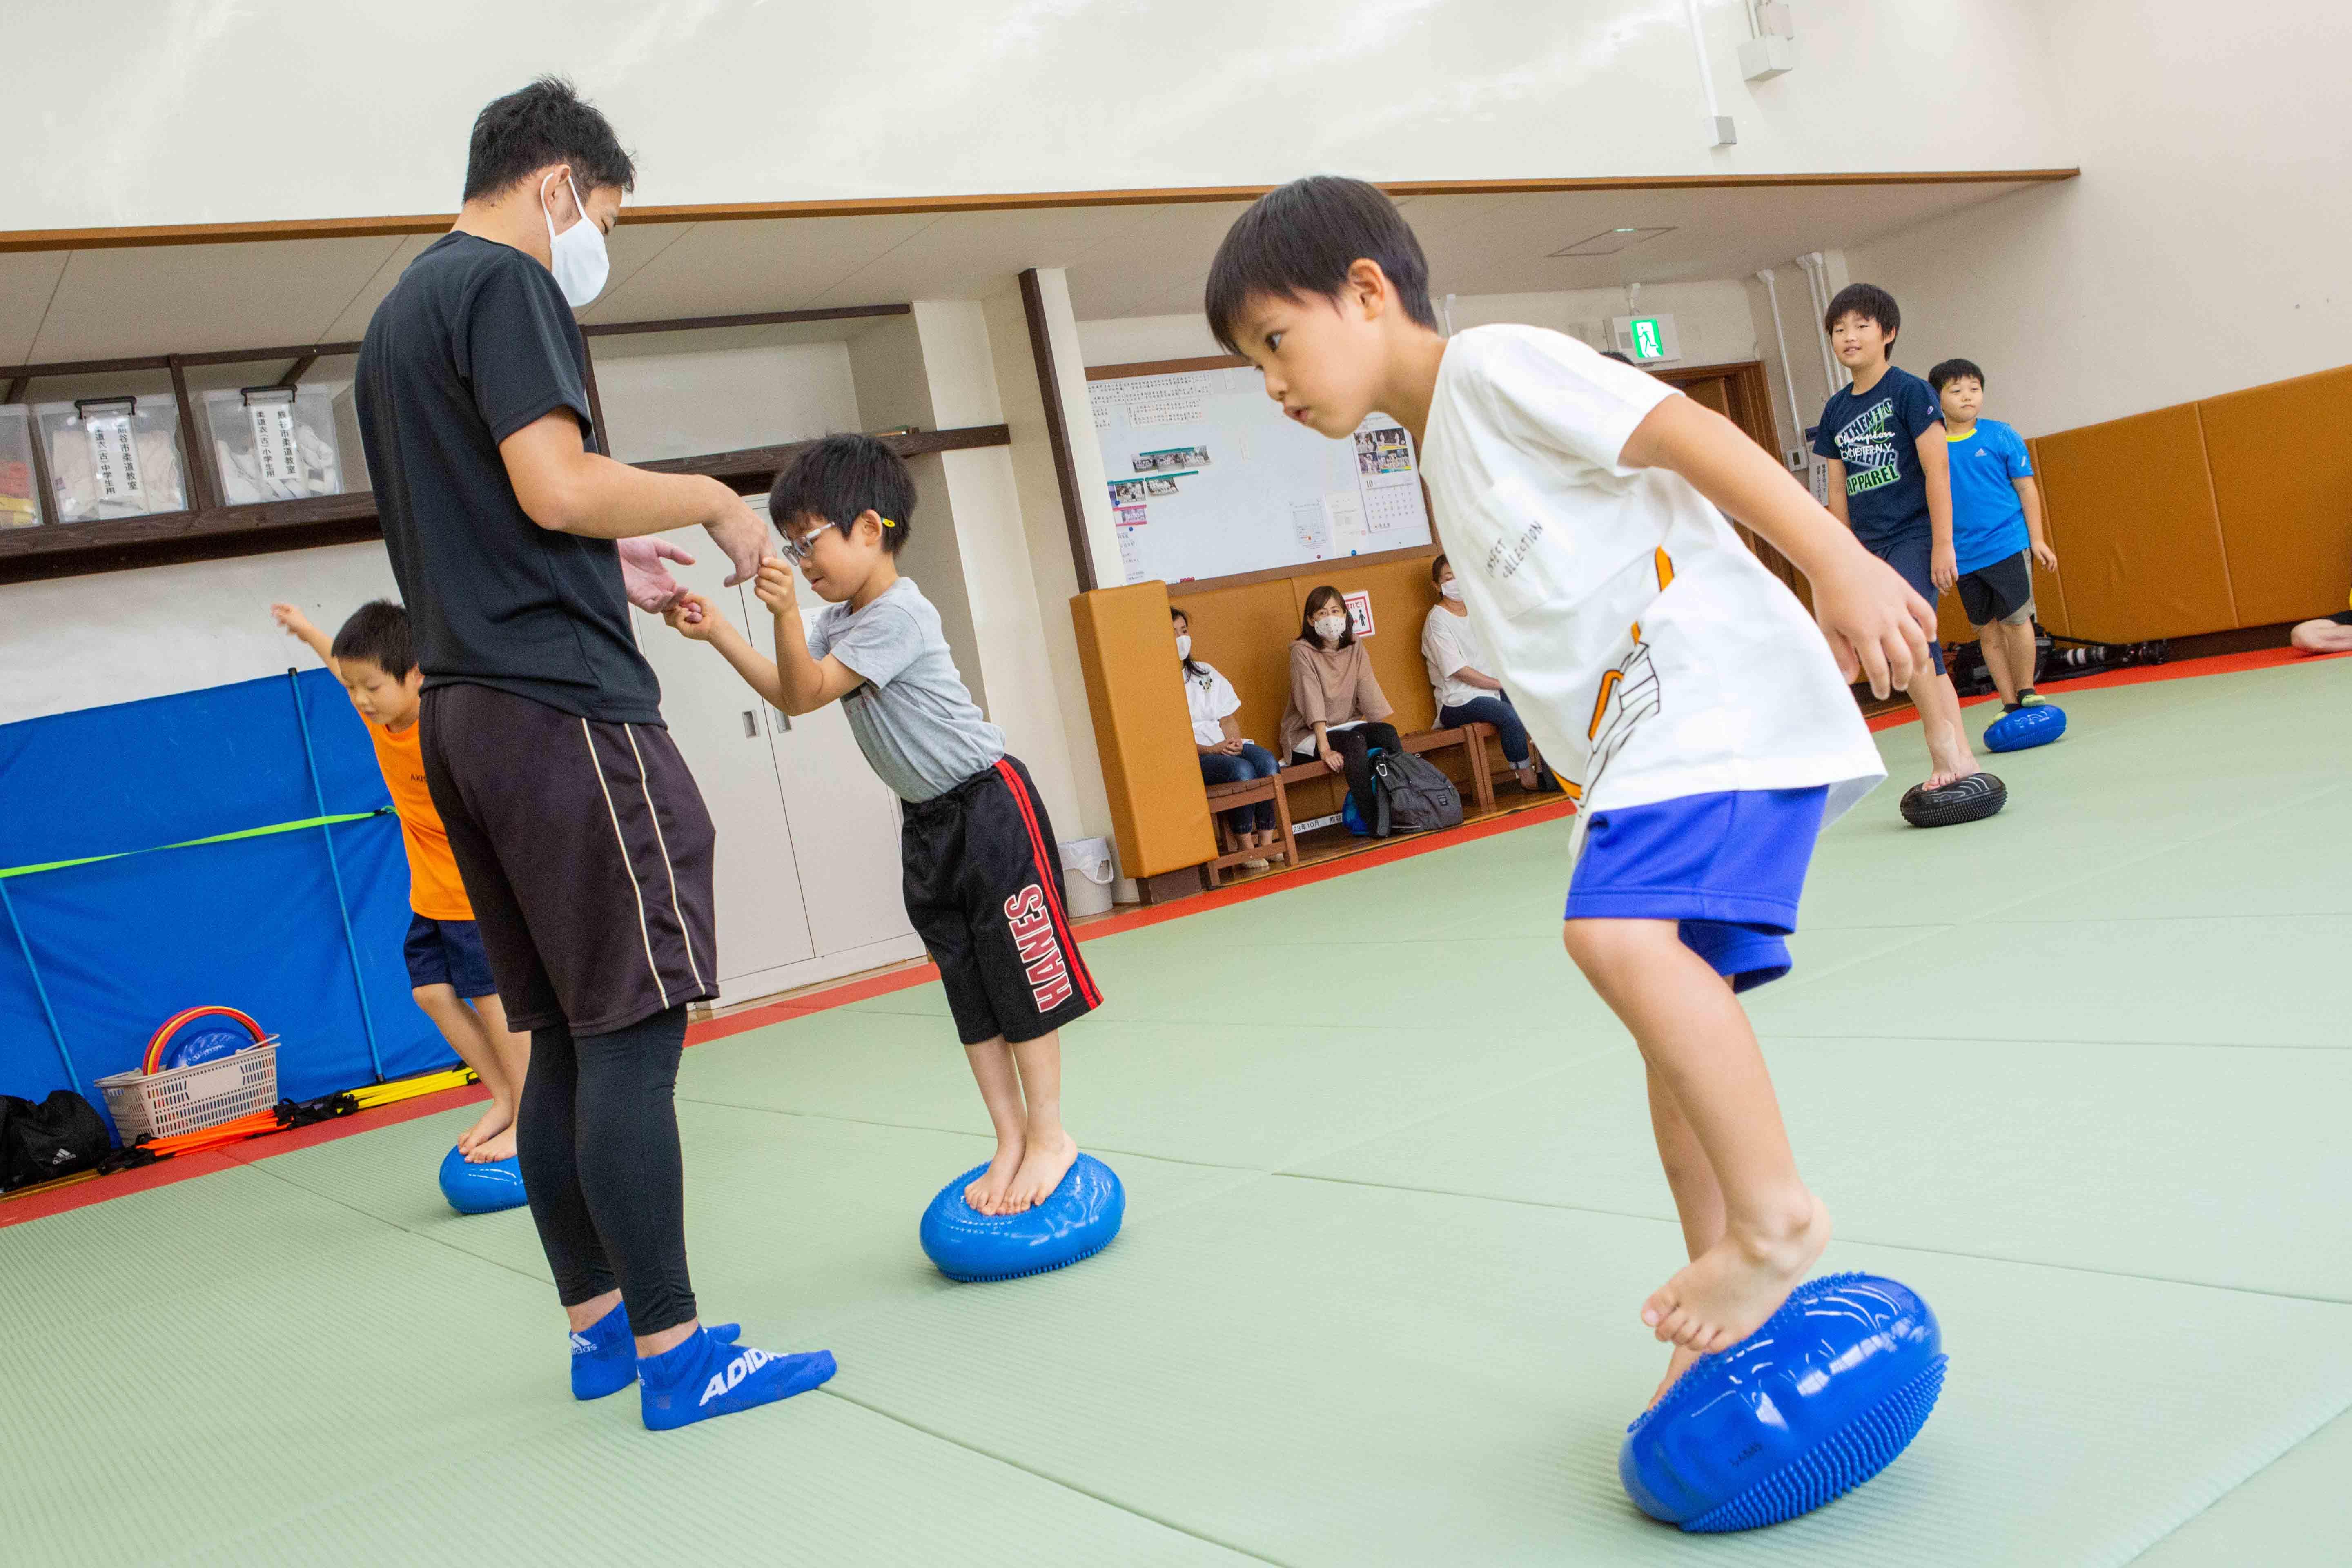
[1418,326,1885,857]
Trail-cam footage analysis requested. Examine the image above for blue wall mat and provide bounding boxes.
[0,670,451,1114]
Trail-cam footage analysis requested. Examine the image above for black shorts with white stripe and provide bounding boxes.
[900,755,1102,1047]
[420,683,717,1036]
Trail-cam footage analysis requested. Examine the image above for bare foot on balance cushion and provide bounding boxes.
[964,1136,1025,1216]
[459,1100,515,1161]
[1642,1193,1831,1356]
[1004,1129,1078,1214]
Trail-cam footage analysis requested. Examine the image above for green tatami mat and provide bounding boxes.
[1,657,2346,1564]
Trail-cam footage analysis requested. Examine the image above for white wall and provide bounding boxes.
[595,341,858,463]
[1842,0,2352,434]
[1,2,2069,232]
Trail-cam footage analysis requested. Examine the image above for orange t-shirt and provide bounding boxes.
[366,719,473,921]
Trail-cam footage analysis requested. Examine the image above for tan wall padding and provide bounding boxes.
[2030,403,2237,641]
[2025,437,2071,637]
[2198,365,2352,627]
[1070,581,1215,879]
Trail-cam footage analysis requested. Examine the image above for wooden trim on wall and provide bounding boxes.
[1086,354,1250,382]
[1019,267,1098,593]
[0,169,2083,254]
[1163,541,1441,599]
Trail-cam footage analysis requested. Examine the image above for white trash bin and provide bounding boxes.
[1058,836,1117,917]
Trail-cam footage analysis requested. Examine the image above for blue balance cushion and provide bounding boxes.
[1620,1272,1947,1532]
[438,1144,528,1215]
[162,1028,250,1071]
[919,1153,1124,1282]
[1984,704,2067,753]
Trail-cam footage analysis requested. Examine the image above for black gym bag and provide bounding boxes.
[1368,750,1466,836]
[0,1089,112,1192]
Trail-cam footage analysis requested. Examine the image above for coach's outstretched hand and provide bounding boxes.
[618,536,695,613]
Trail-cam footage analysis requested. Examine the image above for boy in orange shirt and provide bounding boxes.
[272,599,530,1162]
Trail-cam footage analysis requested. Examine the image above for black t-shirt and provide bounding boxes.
[355,232,662,724]
[1812,365,1942,549]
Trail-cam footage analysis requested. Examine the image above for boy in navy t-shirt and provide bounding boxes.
[1813,283,1989,801]
[1930,358,2056,713]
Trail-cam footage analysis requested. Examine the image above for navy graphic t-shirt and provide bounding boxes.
[1813,366,1942,549]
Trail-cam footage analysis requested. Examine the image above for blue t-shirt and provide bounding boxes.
[1813,367,1942,549]
[1945,419,2034,575]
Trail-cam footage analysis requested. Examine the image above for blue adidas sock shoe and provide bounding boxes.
[637,1324,836,1431]
[570,1305,739,1401]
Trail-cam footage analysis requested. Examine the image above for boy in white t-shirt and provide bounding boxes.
[1207,177,1931,1396]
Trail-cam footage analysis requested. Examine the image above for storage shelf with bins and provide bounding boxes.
[0,303,1010,585]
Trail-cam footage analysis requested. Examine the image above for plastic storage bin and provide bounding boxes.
[35,396,189,522]
[0,404,41,528]
[96,1040,279,1141]
[203,385,348,503]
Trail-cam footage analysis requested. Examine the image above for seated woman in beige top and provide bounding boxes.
[1280,584,1401,827]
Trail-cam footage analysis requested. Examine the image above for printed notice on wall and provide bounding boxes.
[1119,372,1215,428]
[247,397,303,492]
[82,411,145,503]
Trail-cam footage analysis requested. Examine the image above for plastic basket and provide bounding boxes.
[96,1041,279,1142]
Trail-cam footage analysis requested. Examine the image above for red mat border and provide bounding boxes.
[7,644,2338,1230]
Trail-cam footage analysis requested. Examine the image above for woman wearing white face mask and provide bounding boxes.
[1280,584,1399,828]
[1173,608,1279,870]
[1423,554,1550,792]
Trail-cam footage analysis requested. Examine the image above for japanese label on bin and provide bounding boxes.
[247,399,302,491]
[84,412,145,503]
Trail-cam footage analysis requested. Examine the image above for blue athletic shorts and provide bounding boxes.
[404,913,498,999]
[1564,787,1831,992]
[1866,530,1947,676]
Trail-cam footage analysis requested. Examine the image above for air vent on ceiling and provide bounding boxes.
[1549,226,1676,258]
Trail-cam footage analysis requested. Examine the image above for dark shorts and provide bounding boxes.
[1564,786,1831,993]
[2332,610,2352,627]
[1864,529,1947,677]
[419,684,717,1036]
[403,913,497,998]
[1956,550,2035,626]
[901,755,1102,1046]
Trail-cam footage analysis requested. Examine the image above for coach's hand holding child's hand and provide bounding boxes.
[1813,554,1936,699]
[663,591,721,642]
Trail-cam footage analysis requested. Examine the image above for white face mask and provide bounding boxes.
[1314,615,1347,644]
[1174,634,1192,660]
[542,173,610,308]
[1439,581,1464,602]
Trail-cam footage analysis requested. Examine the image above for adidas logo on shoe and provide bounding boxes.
[700,1347,776,1406]
[569,1332,597,1356]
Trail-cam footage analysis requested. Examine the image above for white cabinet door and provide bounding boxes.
[762,575,916,954]
[630,530,816,980]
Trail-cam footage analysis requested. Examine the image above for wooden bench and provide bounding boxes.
[1200,723,1500,886]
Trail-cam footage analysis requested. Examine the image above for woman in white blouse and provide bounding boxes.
[1423,554,1547,791]
[1173,608,1278,869]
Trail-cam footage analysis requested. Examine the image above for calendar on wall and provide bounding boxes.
[1087,359,1434,586]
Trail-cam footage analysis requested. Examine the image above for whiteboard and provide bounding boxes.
[1087,362,1433,586]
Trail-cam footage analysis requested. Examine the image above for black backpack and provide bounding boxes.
[0,1090,112,1192]
[1368,750,1465,836]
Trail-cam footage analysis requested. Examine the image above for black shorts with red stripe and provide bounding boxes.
[900,755,1102,1046]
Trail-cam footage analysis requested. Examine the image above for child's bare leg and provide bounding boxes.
[1005,1029,1078,1213]
[1999,617,2040,697]
[1563,919,1829,1356]
[1976,621,2016,705]
[962,1038,1027,1215]
[1907,668,1981,789]
[413,984,516,1160]
[464,993,532,1163]
[1645,1062,1724,1405]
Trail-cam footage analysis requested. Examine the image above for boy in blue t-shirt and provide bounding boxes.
[1813,284,1989,802]
[1929,358,2056,713]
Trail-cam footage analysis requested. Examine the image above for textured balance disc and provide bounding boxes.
[1984,704,2068,753]
[1900,771,2007,827]
[919,1153,1125,1282]
[1620,1272,1947,1533]
[437,1144,528,1215]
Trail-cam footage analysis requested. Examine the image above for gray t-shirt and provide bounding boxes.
[808,578,1006,802]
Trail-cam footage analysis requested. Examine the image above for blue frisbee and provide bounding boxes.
[162,1027,252,1071]
[1621,1272,1947,1532]
[438,1144,528,1215]
[919,1154,1124,1282]
[1984,704,2066,752]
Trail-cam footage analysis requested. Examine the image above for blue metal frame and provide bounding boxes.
[288,671,385,1083]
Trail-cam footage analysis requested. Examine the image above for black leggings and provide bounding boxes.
[1292,722,1403,825]
[516,1005,697,1336]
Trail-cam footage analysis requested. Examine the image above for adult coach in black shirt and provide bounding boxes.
[356,78,833,1431]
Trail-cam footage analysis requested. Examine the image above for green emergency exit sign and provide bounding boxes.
[1629,318,1665,360]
